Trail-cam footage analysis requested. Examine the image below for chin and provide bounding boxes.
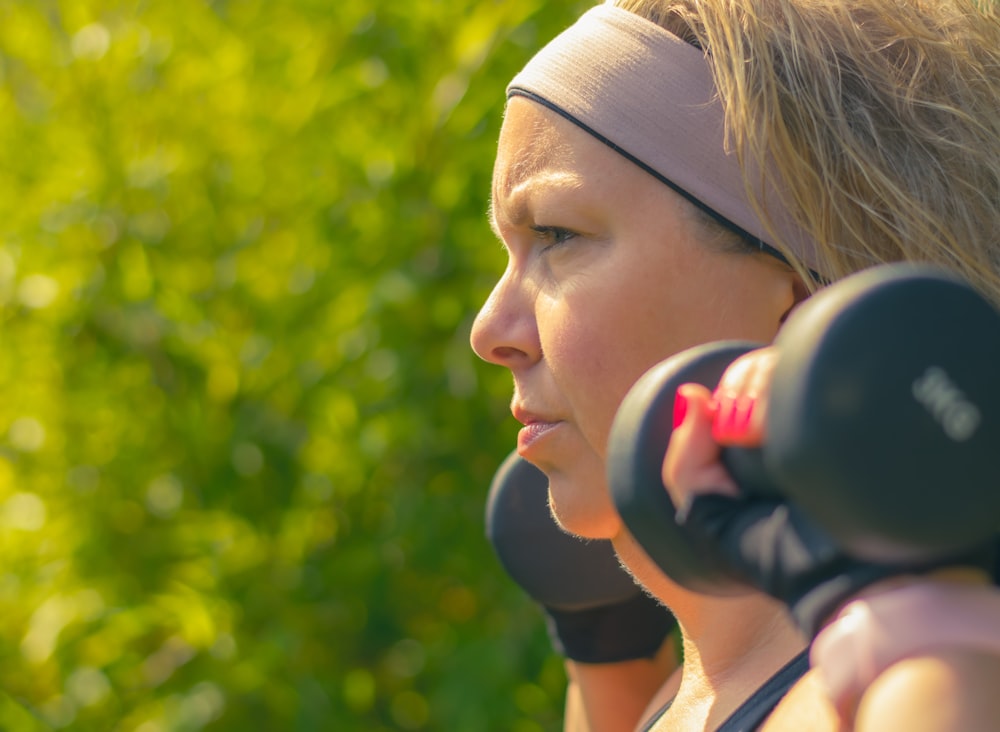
[546,468,621,540]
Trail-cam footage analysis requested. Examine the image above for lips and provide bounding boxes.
[517,420,562,453]
[512,404,563,456]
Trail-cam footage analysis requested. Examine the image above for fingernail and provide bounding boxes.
[711,394,735,441]
[672,389,689,429]
[713,396,756,441]
[734,397,755,436]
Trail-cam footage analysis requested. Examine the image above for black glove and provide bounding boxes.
[681,492,996,636]
[486,451,676,663]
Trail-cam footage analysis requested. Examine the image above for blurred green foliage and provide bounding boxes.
[0,0,592,729]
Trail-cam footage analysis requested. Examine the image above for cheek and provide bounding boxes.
[544,299,651,456]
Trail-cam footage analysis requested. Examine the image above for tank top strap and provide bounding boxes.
[715,649,810,732]
[636,649,809,732]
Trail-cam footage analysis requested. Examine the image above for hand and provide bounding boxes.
[661,347,778,514]
[661,349,902,636]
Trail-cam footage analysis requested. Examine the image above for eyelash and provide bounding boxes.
[530,225,576,252]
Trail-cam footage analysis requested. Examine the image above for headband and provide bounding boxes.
[507,3,819,272]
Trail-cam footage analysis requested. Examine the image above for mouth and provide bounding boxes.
[512,404,563,456]
[516,420,562,454]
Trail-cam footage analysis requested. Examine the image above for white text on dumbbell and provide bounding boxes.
[911,366,981,442]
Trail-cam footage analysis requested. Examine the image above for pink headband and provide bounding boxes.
[507,4,819,272]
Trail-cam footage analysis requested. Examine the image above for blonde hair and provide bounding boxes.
[614,0,1000,304]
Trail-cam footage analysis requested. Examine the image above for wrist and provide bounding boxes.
[545,592,676,664]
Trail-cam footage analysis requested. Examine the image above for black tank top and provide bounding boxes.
[636,649,810,732]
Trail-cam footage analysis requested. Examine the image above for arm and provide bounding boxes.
[764,583,1000,732]
[855,649,1000,732]
[486,452,678,732]
[564,648,679,732]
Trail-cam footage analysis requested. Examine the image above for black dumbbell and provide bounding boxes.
[607,263,1000,595]
[487,450,641,610]
[486,450,676,663]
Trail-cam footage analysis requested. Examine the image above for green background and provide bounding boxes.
[0,0,592,729]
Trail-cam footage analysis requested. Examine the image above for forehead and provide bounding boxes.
[492,97,579,204]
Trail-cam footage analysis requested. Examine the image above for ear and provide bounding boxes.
[779,272,812,325]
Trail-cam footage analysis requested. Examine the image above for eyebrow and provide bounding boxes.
[486,120,579,242]
[494,132,572,196]
[487,170,590,254]
[486,198,502,241]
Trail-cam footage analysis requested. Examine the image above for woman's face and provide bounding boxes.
[471,97,799,539]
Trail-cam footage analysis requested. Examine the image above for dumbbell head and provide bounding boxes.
[607,263,1000,593]
[606,341,763,595]
[766,264,1000,564]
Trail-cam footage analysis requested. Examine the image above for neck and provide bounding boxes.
[675,590,804,685]
[614,532,807,727]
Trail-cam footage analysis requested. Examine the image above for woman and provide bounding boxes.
[471,0,1000,729]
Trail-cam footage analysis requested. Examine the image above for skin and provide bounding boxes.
[564,645,680,732]
[471,97,811,731]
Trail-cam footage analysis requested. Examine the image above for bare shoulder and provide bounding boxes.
[762,648,1000,732]
[759,668,845,732]
[854,648,1000,732]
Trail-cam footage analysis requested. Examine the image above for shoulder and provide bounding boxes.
[762,647,1000,732]
[759,668,844,732]
[854,648,1000,732]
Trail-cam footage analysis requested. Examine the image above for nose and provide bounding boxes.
[470,264,541,370]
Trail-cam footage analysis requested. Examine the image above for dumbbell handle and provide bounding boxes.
[720,446,776,497]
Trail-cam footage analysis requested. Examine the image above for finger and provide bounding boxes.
[662,383,740,513]
[711,347,780,447]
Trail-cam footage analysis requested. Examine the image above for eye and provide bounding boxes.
[530,225,577,252]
